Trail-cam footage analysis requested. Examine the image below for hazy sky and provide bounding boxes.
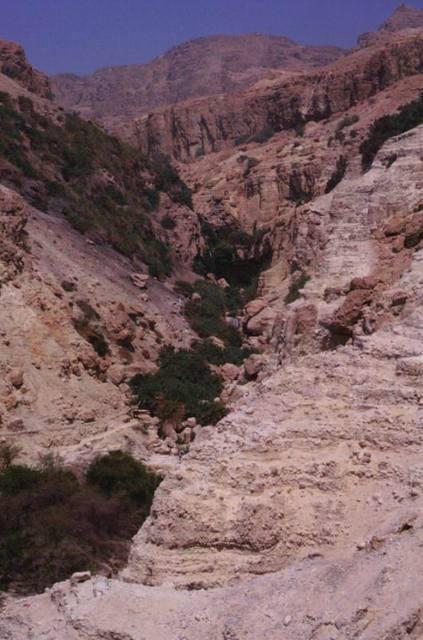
[2,0,423,75]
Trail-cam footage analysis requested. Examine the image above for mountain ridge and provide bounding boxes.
[51,33,345,123]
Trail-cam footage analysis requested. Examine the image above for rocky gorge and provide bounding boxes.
[1,4,423,639]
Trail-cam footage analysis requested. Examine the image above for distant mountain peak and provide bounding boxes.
[51,34,344,123]
[358,3,423,47]
[381,3,423,32]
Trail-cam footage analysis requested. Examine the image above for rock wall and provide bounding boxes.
[125,31,423,161]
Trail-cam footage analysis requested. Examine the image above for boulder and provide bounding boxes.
[404,213,423,248]
[244,354,266,380]
[220,363,240,382]
[9,367,24,389]
[108,365,127,386]
[350,276,378,291]
[130,273,149,289]
[246,306,277,337]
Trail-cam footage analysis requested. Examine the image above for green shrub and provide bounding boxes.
[335,114,359,132]
[193,221,272,288]
[193,339,251,367]
[131,347,226,426]
[151,153,193,209]
[360,93,423,170]
[0,454,160,594]
[0,465,43,496]
[174,280,194,297]
[285,271,310,304]
[87,451,160,513]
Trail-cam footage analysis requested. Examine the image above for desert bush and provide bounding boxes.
[193,339,251,367]
[0,95,196,273]
[0,454,160,594]
[285,271,310,304]
[193,220,272,288]
[131,347,226,426]
[335,114,359,132]
[0,443,21,470]
[174,280,194,298]
[151,153,193,209]
[86,451,160,516]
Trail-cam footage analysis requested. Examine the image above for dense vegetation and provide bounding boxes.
[131,347,227,427]
[193,220,272,291]
[0,92,191,277]
[0,450,160,594]
[181,279,248,357]
[131,278,253,429]
[360,92,423,170]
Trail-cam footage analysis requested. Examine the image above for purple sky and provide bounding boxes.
[2,0,423,75]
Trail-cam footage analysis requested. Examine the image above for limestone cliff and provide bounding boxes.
[125,30,423,161]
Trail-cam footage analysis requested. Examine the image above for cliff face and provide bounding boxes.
[0,39,51,98]
[125,30,423,161]
[51,34,344,126]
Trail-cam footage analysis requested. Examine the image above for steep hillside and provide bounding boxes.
[51,34,344,126]
[0,76,199,275]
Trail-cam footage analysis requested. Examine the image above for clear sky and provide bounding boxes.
[2,0,423,75]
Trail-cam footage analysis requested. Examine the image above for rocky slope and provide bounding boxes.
[0,39,52,99]
[0,68,204,470]
[2,123,423,640]
[1,9,423,639]
[0,183,195,469]
[51,34,344,127]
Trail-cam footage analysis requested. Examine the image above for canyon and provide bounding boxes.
[1,4,423,639]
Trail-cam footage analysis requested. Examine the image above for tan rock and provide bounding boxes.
[244,354,266,380]
[220,363,240,382]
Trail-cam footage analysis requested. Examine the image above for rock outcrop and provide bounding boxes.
[0,39,51,98]
[123,29,423,161]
